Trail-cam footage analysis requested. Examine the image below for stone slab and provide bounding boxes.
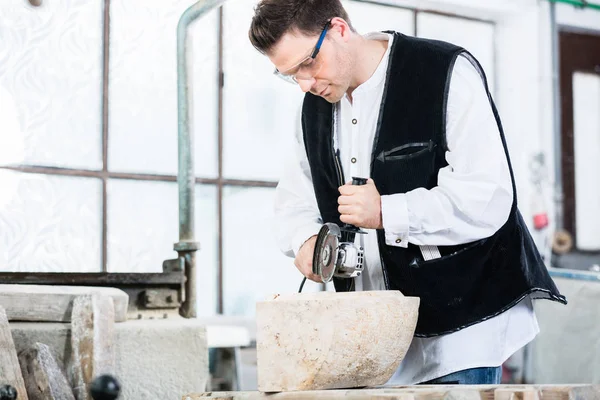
[10,317,209,400]
[18,342,75,400]
[68,295,115,400]
[0,285,128,323]
[0,306,28,400]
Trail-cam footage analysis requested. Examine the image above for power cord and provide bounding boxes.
[298,277,306,293]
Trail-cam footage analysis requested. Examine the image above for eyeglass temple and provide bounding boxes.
[310,20,331,59]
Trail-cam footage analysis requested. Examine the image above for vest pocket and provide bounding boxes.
[375,140,438,194]
[376,140,436,162]
[405,238,490,312]
[410,239,485,268]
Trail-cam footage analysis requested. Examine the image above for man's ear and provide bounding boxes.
[329,17,352,43]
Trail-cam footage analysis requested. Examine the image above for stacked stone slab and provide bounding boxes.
[2,284,209,400]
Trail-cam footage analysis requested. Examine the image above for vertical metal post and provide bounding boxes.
[101,0,111,273]
[216,6,225,314]
[550,0,564,231]
[176,0,226,318]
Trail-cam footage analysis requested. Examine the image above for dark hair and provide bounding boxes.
[249,0,354,54]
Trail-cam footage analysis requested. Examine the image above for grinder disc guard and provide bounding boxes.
[312,223,341,283]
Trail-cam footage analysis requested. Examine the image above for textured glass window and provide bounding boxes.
[417,13,495,93]
[222,187,321,316]
[342,1,414,35]
[107,180,218,315]
[0,0,104,169]
[222,0,304,181]
[0,173,102,272]
[108,0,219,177]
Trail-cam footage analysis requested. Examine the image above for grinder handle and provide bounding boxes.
[341,177,368,242]
[352,177,368,186]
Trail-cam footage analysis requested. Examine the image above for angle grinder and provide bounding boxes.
[311,177,368,283]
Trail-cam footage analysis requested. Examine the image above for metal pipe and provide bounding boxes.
[549,267,600,282]
[550,1,564,231]
[549,0,600,11]
[176,0,226,318]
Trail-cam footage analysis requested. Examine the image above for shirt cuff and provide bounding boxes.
[291,223,323,256]
[381,194,409,248]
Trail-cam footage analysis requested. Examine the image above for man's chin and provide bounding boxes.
[322,91,343,103]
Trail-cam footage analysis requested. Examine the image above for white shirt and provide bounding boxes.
[273,32,539,384]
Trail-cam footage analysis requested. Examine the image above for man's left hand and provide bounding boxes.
[338,178,383,229]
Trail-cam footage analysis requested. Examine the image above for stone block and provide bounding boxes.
[0,285,128,323]
[256,291,419,392]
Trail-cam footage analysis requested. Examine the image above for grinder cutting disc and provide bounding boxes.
[312,223,341,283]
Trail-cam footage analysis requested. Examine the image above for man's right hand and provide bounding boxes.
[294,235,322,283]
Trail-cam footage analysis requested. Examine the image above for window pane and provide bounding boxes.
[573,71,600,251]
[0,0,103,169]
[107,180,217,316]
[342,1,414,35]
[222,0,304,181]
[223,187,321,317]
[417,13,495,94]
[0,172,102,272]
[108,1,219,178]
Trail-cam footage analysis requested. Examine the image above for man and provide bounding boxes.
[249,0,566,385]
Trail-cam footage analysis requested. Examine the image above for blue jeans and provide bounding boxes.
[420,366,502,385]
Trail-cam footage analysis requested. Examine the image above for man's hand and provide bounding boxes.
[338,178,383,229]
[295,235,322,282]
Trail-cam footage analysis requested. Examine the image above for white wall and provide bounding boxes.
[557,2,600,30]
[387,0,527,21]
[494,2,542,230]
[573,72,600,250]
[537,2,600,242]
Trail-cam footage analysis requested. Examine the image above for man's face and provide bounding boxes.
[268,21,353,103]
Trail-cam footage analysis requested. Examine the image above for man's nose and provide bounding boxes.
[297,77,316,93]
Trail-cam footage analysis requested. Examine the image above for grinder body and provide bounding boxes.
[312,177,368,283]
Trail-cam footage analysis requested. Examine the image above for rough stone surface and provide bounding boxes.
[68,295,115,400]
[256,291,420,392]
[10,318,209,400]
[443,390,483,400]
[0,285,128,323]
[0,306,29,400]
[495,389,540,400]
[18,342,75,400]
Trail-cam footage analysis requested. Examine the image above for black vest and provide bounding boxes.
[301,32,567,338]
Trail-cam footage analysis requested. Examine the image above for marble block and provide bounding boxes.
[256,291,419,392]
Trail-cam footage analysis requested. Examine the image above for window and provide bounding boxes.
[0,0,497,317]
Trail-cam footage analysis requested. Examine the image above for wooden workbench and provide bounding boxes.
[184,384,600,400]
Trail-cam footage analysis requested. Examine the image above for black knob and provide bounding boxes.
[90,375,121,400]
[352,177,368,186]
[0,385,17,400]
